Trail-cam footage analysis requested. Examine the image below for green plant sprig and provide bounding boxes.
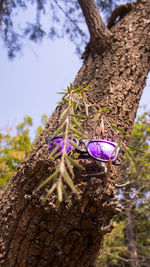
[38,83,148,205]
[38,84,88,204]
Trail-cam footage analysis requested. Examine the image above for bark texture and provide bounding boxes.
[0,0,150,266]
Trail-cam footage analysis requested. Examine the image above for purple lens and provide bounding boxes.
[48,137,74,154]
[88,141,116,161]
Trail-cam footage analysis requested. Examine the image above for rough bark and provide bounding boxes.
[0,0,150,266]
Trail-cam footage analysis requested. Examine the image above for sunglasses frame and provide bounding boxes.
[45,136,120,165]
[78,139,120,164]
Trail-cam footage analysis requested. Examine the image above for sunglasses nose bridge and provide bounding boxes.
[78,139,87,152]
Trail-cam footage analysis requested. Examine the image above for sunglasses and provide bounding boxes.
[45,136,120,165]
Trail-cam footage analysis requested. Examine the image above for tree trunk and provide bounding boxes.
[0,0,150,266]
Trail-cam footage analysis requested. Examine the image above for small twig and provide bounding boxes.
[99,115,105,137]
[105,252,130,263]
[58,90,72,191]
[101,222,116,234]
[106,160,112,183]
[115,181,131,188]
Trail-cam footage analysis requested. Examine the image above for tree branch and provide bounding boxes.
[101,222,116,235]
[105,252,130,263]
[78,0,112,52]
[115,181,131,188]
[107,3,134,29]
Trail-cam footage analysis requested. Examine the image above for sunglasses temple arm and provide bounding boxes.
[76,153,90,160]
[45,136,51,144]
[112,159,121,166]
[74,148,88,154]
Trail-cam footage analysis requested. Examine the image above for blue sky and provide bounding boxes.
[0,36,150,136]
[0,38,81,133]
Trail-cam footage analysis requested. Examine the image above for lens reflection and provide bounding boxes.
[48,137,74,154]
[88,141,116,160]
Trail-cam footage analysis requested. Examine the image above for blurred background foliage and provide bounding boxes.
[0,110,149,266]
[0,114,48,188]
[97,110,150,266]
[0,0,132,58]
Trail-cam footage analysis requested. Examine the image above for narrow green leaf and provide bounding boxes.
[43,183,57,201]
[65,156,74,177]
[110,124,127,134]
[49,143,62,158]
[75,100,79,111]
[102,108,112,112]
[85,105,89,117]
[57,178,63,202]
[68,139,83,151]
[57,91,67,94]
[136,158,150,165]
[71,114,87,119]
[66,155,85,170]
[51,124,64,138]
[61,184,72,204]
[63,169,77,193]
[121,134,132,137]
[69,127,84,137]
[67,83,72,93]
[59,107,68,121]
[84,82,92,90]
[72,87,83,93]
[110,144,120,158]
[117,139,123,150]
[126,149,136,162]
[37,168,59,190]
[62,97,69,103]
[72,117,82,130]
[127,145,145,154]
[69,102,76,108]
[52,151,62,159]
[63,123,66,133]
[83,100,89,117]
